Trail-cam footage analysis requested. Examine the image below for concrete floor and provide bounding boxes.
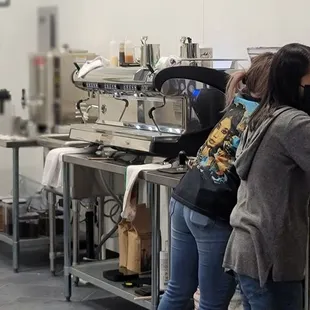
[0,245,144,310]
[0,244,243,310]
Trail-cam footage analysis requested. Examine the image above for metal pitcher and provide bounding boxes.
[180,37,199,59]
[140,36,161,67]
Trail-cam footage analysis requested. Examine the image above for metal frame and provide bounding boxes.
[62,154,182,309]
[0,138,39,272]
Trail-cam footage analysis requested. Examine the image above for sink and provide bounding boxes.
[37,134,89,149]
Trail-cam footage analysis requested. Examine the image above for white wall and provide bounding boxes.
[56,0,310,58]
[0,0,61,195]
[58,0,204,57]
[1,0,310,194]
[203,0,310,57]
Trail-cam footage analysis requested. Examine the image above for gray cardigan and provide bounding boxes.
[223,107,310,286]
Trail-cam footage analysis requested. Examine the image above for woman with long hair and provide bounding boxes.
[223,43,310,310]
[158,52,274,310]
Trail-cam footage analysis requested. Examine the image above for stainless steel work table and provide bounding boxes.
[0,136,42,272]
[36,134,90,275]
[62,154,182,310]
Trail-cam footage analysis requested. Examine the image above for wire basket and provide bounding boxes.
[16,175,42,199]
[10,175,48,212]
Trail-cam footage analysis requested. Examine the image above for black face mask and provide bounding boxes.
[299,85,310,115]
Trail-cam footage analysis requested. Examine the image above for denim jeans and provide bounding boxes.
[236,273,303,310]
[158,198,236,310]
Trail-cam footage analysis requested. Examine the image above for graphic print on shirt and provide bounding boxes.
[196,96,258,184]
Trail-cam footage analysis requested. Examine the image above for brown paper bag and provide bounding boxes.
[118,219,130,269]
[127,203,152,274]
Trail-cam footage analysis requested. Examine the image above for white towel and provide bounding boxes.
[154,55,181,72]
[42,146,96,191]
[77,56,109,78]
[121,163,170,221]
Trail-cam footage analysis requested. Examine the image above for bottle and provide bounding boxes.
[125,40,134,64]
[159,240,169,291]
[109,40,118,67]
[119,42,125,66]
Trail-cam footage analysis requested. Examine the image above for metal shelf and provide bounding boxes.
[0,232,51,247]
[70,259,151,309]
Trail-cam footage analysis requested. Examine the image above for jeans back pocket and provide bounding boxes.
[189,210,216,229]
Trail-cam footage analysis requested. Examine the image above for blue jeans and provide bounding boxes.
[158,199,236,310]
[237,273,303,310]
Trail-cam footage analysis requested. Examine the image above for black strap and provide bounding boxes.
[153,66,229,93]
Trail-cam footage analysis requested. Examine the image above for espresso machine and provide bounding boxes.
[68,57,245,159]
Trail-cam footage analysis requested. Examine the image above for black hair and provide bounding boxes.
[249,43,310,131]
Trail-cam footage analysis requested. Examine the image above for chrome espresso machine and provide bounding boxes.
[69,58,244,159]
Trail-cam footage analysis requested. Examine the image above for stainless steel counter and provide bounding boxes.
[36,134,89,149]
[63,154,183,188]
[0,135,39,272]
[63,154,127,175]
[62,153,183,309]
[0,135,38,148]
[144,170,183,188]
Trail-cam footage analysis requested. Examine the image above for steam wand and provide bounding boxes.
[113,92,129,122]
[148,96,166,134]
[76,96,90,123]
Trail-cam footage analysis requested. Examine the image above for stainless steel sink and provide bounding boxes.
[36,134,89,149]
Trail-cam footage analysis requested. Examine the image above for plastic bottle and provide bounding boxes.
[119,42,125,66]
[125,40,134,64]
[109,39,118,67]
[159,240,169,291]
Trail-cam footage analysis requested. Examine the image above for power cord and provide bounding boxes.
[94,172,123,258]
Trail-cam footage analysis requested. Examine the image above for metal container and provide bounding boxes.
[28,50,97,133]
[180,37,199,59]
[140,36,160,67]
[200,47,213,68]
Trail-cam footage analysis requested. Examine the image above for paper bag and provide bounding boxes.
[118,219,130,269]
[127,203,152,274]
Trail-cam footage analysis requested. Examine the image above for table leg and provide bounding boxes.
[63,161,72,301]
[167,187,172,279]
[149,182,161,310]
[12,147,19,273]
[72,200,80,286]
[48,191,57,276]
[98,196,106,260]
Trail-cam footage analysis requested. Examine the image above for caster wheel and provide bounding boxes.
[74,279,79,287]
[13,268,18,273]
[66,297,71,302]
[51,271,56,276]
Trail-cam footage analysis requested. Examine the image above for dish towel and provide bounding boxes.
[77,56,109,78]
[121,163,171,221]
[42,146,97,191]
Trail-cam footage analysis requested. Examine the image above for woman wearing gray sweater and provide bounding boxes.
[223,43,310,310]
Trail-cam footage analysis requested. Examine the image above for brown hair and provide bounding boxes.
[225,52,274,106]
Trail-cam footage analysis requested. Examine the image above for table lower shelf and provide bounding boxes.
[70,259,151,309]
[0,232,57,247]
